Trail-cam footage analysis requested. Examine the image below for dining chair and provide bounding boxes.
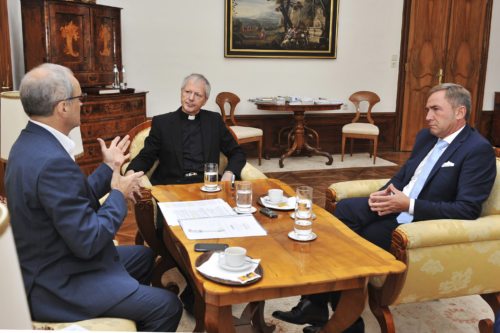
[341,91,380,164]
[216,92,263,165]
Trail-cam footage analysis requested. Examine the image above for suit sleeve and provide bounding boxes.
[38,157,127,259]
[126,116,162,173]
[414,142,496,220]
[218,118,246,178]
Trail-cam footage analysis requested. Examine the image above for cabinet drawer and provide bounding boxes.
[82,96,146,120]
[80,115,146,142]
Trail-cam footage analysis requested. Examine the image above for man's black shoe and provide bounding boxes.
[303,317,365,333]
[303,325,321,333]
[180,286,194,315]
[272,298,328,326]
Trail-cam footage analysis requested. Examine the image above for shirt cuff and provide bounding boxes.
[409,198,415,215]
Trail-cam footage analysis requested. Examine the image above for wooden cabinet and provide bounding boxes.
[21,0,121,87]
[20,0,147,175]
[398,0,493,151]
[0,0,13,92]
[77,92,147,175]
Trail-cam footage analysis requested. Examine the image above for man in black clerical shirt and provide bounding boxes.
[127,73,245,185]
[126,73,246,314]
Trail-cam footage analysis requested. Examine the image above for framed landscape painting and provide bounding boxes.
[225,0,339,59]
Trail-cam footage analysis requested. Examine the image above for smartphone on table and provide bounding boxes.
[194,243,229,252]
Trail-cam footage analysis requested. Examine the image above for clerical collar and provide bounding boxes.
[181,110,200,121]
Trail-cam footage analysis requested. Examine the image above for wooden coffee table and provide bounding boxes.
[152,178,405,333]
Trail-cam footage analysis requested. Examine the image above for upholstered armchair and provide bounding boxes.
[122,120,267,291]
[324,157,500,333]
[0,203,136,331]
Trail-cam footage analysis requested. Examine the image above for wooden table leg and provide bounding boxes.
[321,287,367,333]
[303,142,333,165]
[205,304,235,333]
[237,301,275,333]
[279,140,298,168]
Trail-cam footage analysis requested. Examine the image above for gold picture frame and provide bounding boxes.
[225,0,339,59]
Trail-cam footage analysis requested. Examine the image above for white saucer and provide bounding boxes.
[288,231,317,242]
[233,206,257,214]
[200,185,221,193]
[290,212,317,220]
[219,257,254,272]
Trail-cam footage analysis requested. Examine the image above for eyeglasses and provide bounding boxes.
[59,93,87,104]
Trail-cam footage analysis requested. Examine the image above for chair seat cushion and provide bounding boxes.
[342,123,379,135]
[32,317,136,331]
[230,126,263,139]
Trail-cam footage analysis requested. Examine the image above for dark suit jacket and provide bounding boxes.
[5,122,138,321]
[126,108,246,185]
[384,125,496,221]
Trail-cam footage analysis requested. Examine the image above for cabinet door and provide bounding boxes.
[92,6,121,80]
[47,2,92,72]
[0,0,13,92]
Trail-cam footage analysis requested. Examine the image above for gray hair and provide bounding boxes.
[428,83,471,121]
[181,73,211,99]
[19,63,74,117]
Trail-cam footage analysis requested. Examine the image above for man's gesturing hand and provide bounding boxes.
[110,162,144,203]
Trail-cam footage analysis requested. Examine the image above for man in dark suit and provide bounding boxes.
[126,73,246,185]
[273,83,497,333]
[5,63,182,331]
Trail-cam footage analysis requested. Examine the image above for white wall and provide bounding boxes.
[7,0,500,116]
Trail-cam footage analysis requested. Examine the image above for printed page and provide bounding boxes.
[158,198,236,226]
[179,214,267,240]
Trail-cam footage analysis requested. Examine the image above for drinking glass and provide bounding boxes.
[236,181,253,212]
[294,185,313,237]
[204,163,218,189]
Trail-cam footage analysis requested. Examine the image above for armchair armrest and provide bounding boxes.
[325,178,389,214]
[241,162,267,180]
[370,215,500,306]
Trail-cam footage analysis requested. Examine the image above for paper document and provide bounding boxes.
[180,214,267,240]
[158,198,236,226]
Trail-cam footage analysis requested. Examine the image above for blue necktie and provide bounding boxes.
[397,139,449,224]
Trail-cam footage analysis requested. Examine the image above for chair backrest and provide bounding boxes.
[122,120,159,180]
[481,157,500,216]
[216,92,240,127]
[0,203,33,329]
[348,91,380,124]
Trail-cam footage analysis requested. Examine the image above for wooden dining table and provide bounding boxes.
[152,178,405,333]
[254,102,342,168]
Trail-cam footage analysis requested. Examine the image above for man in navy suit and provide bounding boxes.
[126,73,246,185]
[273,83,497,333]
[5,63,182,331]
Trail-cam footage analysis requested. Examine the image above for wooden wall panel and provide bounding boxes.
[234,113,398,158]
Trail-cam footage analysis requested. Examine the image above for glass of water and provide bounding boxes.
[294,185,313,237]
[204,163,218,190]
[236,181,252,213]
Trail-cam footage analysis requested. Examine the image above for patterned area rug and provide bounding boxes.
[169,267,494,332]
[248,153,396,173]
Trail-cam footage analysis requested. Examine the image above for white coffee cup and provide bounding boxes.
[221,246,247,267]
[268,189,283,204]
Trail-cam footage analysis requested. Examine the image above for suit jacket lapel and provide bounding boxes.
[424,125,471,187]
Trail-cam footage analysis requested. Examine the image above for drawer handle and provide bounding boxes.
[88,75,98,81]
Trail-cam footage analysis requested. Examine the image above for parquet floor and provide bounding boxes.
[115,151,411,245]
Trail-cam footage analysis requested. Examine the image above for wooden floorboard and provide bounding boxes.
[116,151,411,245]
